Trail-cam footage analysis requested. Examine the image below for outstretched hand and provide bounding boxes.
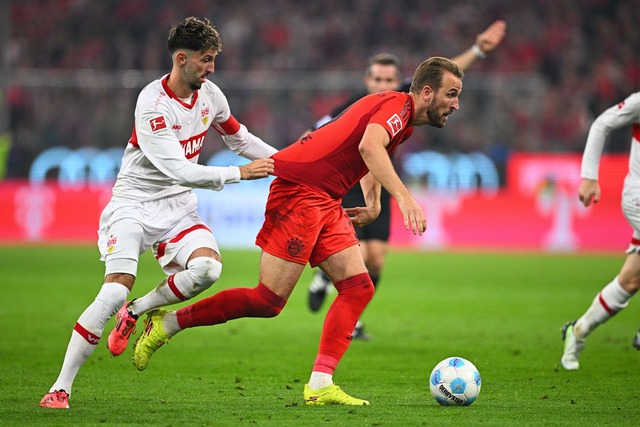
[476,20,507,54]
[239,158,274,180]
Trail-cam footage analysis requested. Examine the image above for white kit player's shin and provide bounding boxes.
[49,283,128,394]
[130,257,222,316]
[574,276,632,340]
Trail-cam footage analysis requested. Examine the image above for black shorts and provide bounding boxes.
[342,183,391,242]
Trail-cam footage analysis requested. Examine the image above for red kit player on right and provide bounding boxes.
[132,57,464,406]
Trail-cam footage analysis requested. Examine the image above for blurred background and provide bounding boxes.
[1,0,638,251]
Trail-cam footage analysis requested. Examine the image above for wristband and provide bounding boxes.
[472,44,486,58]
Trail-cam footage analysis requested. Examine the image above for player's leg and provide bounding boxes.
[364,187,391,289]
[305,244,373,405]
[120,249,222,321]
[307,269,333,312]
[561,250,640,370]
[41,212,143,408]
[575,254,640,338]
[108,204,222,355]
[132,251,299,370]
[40,277,132,408]
[363,238,387,287]
[352,238,387,340]
[108,247,221,355]
[307,184,365,313]
[561,196,640,370]
[170,251,299,331]
[351,195,390,339]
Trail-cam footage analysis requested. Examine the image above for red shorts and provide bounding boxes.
[256,178,358,267]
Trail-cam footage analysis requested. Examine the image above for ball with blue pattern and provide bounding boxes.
[429,357,481,406]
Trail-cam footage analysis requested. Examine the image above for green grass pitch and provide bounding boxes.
[1,245,638,426]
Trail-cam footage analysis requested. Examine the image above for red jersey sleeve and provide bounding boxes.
[273,91,414,199]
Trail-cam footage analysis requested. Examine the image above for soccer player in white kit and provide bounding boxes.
[561,91,640,370]
[39,17,277,408]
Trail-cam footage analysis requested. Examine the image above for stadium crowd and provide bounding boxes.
[4,0,640,179]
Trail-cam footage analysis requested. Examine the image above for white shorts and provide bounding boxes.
[97,192,219,276]
[622,185,640,254]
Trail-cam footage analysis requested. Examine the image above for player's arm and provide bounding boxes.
[345,172,381,228]
[137,112,271,189]
[213,114,279,160]
[358,123,426,235]
[580,92,640,207]
[450,20,506,71]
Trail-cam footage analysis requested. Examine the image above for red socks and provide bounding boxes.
[313,273,374,374]
[174,272,374,377]
[176,283,286,329]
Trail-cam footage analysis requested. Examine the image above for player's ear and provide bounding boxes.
[174,50,188,67]
[422,85,434,103]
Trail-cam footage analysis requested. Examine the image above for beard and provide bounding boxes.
[427,106,446,128]
[189,80,203,91]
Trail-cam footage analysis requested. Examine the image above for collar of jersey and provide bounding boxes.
[162,74,199,109]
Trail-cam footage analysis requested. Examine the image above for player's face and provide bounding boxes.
[365,64,401,94]
[425,72,462,128]
[184,49,217,91]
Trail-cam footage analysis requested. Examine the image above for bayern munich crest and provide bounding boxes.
[286,237,305,257]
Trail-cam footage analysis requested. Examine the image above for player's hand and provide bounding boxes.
[239,158,274,180]
[476,20,507,54]
[345,206,380,228]
[578,179,601,207]
[397,197,426,236]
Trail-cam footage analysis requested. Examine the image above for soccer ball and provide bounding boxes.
[429,357,481,406]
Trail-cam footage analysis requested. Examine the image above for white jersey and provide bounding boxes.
[111,74,277,202]
[581,91,640,190]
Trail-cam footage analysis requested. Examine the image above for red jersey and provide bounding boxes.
[273,91,415,199]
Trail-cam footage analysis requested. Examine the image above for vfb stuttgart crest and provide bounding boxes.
[201,107,210,125]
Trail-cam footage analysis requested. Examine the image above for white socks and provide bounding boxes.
[128,276,181,316]
[50,283,129,394]
[161,311,182,337]
[129,258,221,317]
[308,371,333,390]
[574,276,632,340]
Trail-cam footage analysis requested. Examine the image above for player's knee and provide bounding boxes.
[336,273,375,303]
[361,278,375,302]
[253,283,286,318]
[619,276,640,294]
[187,257,222,290]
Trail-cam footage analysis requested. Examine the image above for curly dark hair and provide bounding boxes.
[167,17,222,54]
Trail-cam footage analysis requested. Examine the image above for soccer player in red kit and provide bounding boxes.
[133,57,464,406]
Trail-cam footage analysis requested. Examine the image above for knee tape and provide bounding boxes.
[186,256,222,289]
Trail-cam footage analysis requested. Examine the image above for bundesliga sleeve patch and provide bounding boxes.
[386,114,403,136]
[149,116,167,133]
